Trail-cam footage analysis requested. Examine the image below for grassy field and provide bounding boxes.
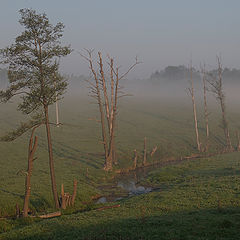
[0,91,240,239]
[1,152,240,239]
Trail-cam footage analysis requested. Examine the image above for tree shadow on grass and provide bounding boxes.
[3,207,240,240]
[30,194,52,213]
[0,188,24,199]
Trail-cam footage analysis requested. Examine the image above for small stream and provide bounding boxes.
[96,181,153,204]
[97,167,157,204]
[96,153,216,204]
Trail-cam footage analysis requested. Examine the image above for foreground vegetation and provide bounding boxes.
[1,149,240,239]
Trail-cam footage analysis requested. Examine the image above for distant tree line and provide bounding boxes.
[150,65,240,82]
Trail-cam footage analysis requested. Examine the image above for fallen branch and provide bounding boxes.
[96,204,120,211]
[39,211,61,219]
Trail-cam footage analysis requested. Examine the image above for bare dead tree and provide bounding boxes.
[201,65,210,151]
[207,57,232,151]
[187,62,201,152]
[80,50,140,171]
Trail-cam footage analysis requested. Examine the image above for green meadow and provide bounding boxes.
[1,88,240,239]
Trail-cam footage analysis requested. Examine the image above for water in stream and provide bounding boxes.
[97,168,153,204]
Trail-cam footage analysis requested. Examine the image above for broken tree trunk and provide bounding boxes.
[133,149,138,169]
[61,180,77,209]
[143,137,147,166]
[23,127,38,217]
[61,184,66,210]
[150,146,157,157]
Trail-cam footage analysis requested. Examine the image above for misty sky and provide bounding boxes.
[0,0,240,79]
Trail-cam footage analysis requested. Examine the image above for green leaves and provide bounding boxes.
[0,8,72,140]
[0,8,71,114]
[0,113,44,142]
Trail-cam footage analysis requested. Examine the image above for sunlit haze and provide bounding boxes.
[1,0,240,78]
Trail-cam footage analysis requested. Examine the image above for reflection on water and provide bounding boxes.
[96,165,158,204]
[117,180,152,195]
[96,197,107,203]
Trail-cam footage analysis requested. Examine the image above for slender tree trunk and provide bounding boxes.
[109,58,117,165]
[44,105,59,209]
[107,66,120,171]
[23,129,38,217]
[217,58,232,150]
[87,55,109,170]
[55,97,59,127]
[202,69,209,151]
[99,53,116,168]
[54,75,60,127]
[189,65,201,152]
[220,99,232,150]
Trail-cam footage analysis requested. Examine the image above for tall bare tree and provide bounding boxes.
[81,50,139,171]
[187,62,201,151]
[201,65,210,151]
[207,57,232,151]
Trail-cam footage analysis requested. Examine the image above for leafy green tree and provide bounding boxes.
[0,8,72,209]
